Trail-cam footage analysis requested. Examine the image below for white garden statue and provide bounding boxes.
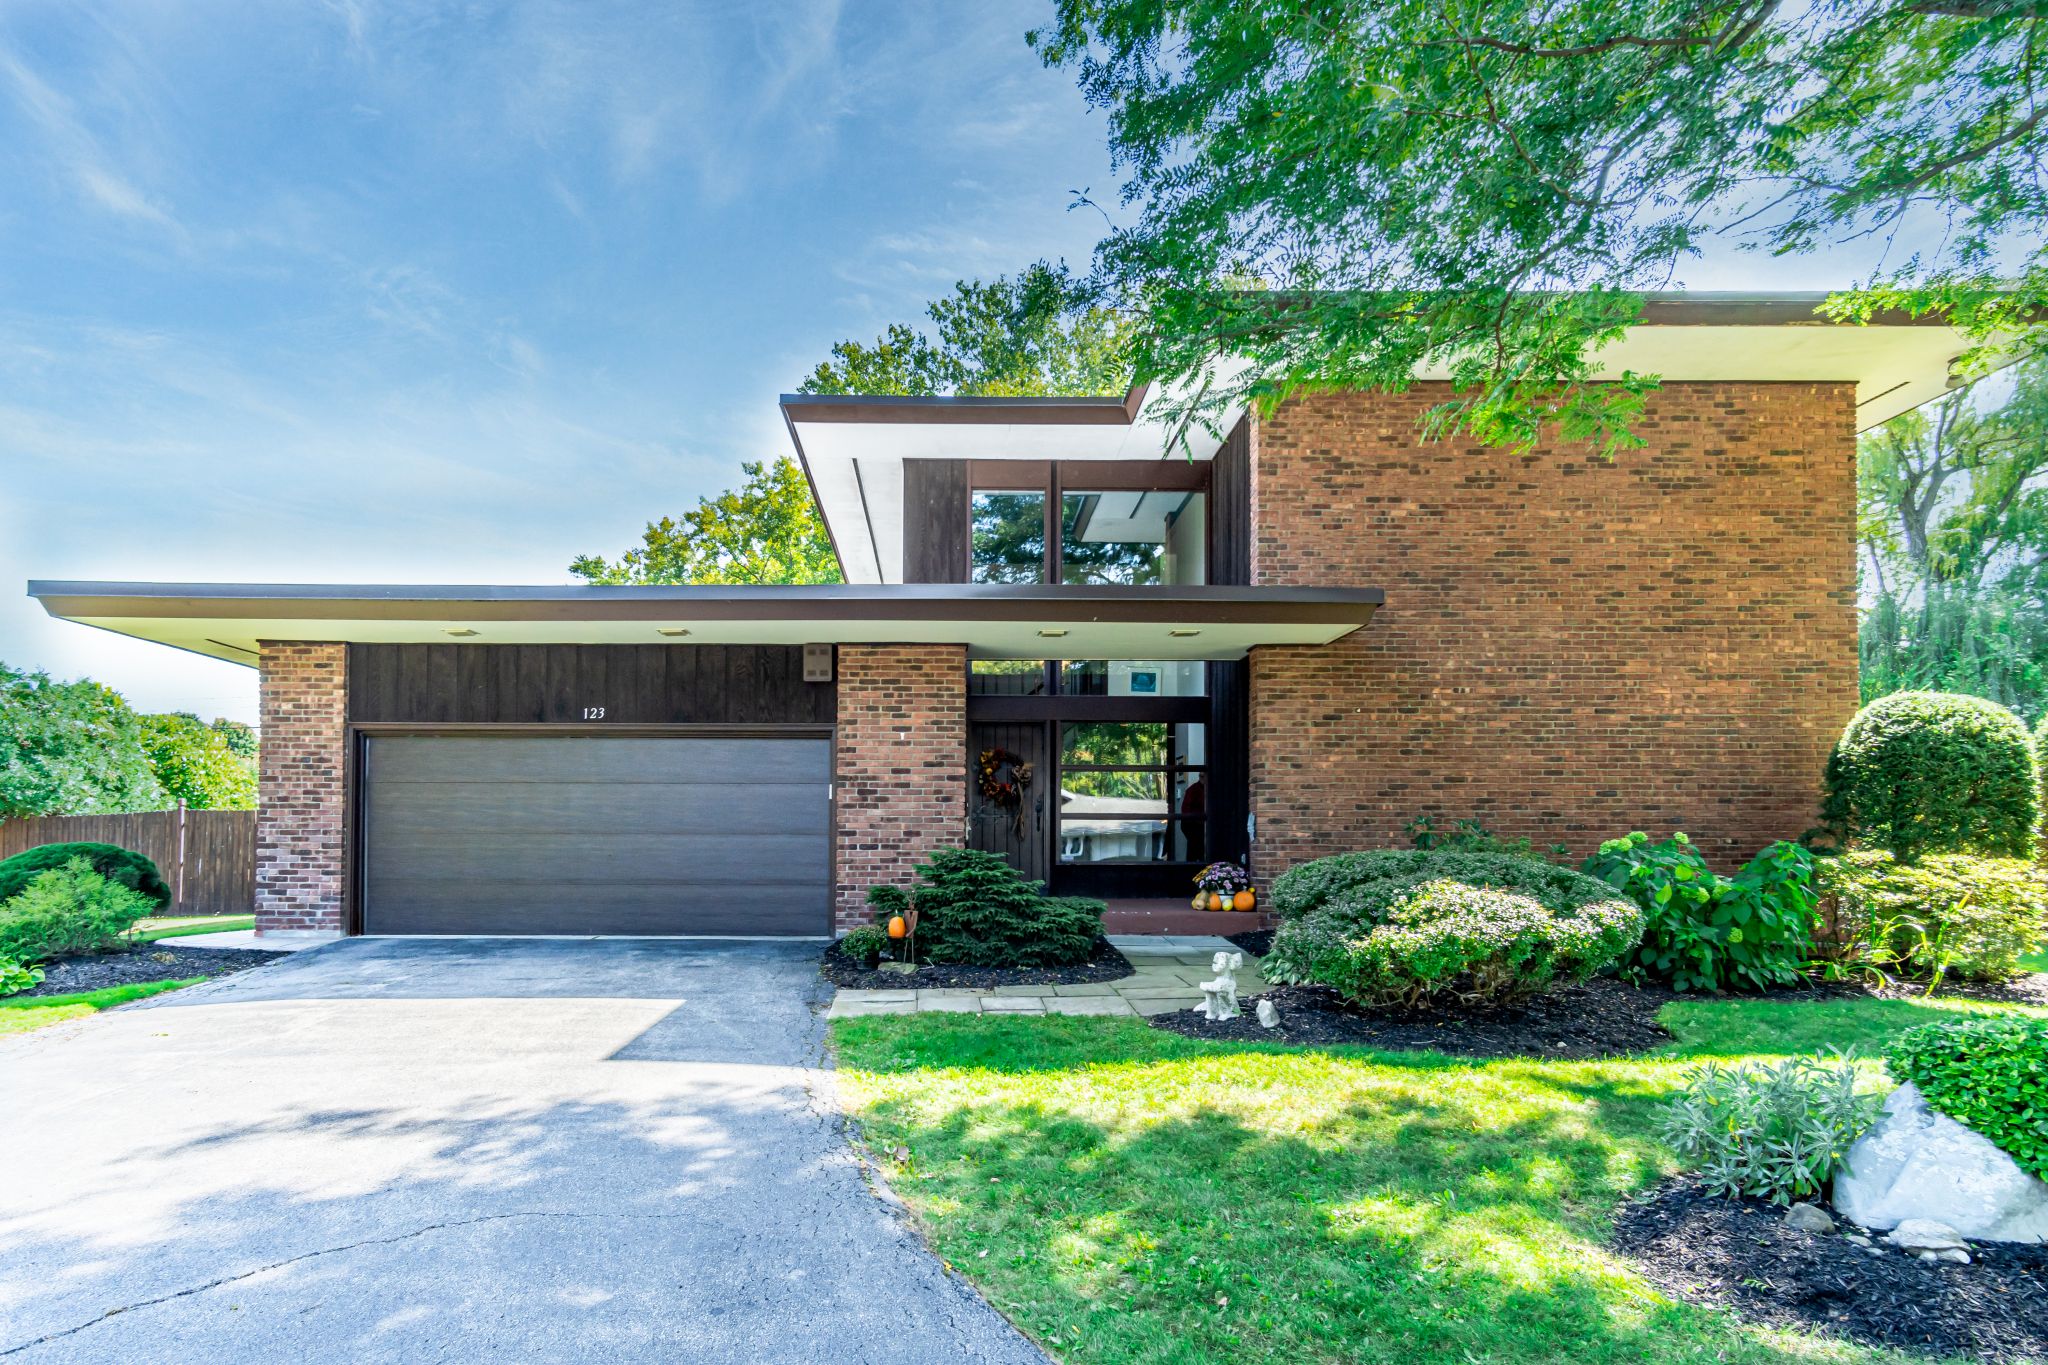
[1199,951,1244,1022]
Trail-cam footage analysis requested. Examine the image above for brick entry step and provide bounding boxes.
[1102,899,1264,936]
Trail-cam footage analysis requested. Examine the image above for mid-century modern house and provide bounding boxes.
[29,295,1983,940]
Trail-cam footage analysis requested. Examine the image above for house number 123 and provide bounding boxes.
[582,707,606,720]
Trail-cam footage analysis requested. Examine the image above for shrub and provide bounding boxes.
[1818,850,2048,982]
[874,848,1104,968]
[1271,848,1600,923]
[1263,850,1641,1007]
[1887,1016,2048,1179]
[0,842,171,912]
[838,925,889,970]
[1582,832,1820,992]
[0,956,42,996]
[1661,1053,1882,1205]
[1820,691,2039,860]
[0,857,156,962]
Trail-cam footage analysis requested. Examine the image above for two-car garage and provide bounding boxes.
[358,734,832,937]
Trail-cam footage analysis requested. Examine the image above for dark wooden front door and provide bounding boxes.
[968,721,1051,885]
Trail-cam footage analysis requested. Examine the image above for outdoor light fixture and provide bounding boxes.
[1036,628,1068,638]
[444,627,479,637]
[1168,628,1202,637]
[656,627,690,637]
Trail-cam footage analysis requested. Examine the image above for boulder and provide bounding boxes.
[1886,1218,1967,1252]
[1834,1083,2048,1243]
[1783,1203,1835,1234]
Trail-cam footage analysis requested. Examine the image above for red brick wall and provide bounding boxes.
[833,644,967,933]
[256,642,347,934]
[1249,381,1859,880]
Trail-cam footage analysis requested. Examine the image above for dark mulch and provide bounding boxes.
[1614,1179,2048,1363]
[820,935,1134,990]
[1148,976,1676,1058]
[1224,928,1274,957]
[15,944,287,999]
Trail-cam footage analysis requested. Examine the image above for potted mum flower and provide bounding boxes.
[1193,861,1253,911]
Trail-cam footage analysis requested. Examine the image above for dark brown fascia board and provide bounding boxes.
[1631,292,1956,328]
[29,580,1382,628]
[779,382,1149,427]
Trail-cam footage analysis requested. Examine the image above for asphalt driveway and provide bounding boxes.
[0,938,1045,1364]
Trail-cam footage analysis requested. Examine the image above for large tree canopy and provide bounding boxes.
[569,457,841,586]
[0,664,261,818]
[799,260,1132,398]
[1860,357,2048,716]
[1031,0,2046,452]
[573,262,1132,586]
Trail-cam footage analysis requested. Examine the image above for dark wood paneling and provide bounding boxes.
[348,645,835,725]
[903,458,970,583]
[968,721,1052,884]
[968,694,1208,724]
[968,459,1210,492]
[1206,659,1250,867]
[1210,414,1251,587]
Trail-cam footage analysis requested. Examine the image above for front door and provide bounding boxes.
[967,721,1051,885]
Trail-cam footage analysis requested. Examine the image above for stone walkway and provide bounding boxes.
[826,934,1265,1019]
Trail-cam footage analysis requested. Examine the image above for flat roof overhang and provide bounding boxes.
[29,581,1383,667]
[783,293,2006,584]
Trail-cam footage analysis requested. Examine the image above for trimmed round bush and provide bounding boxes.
[1887,1015,2048,1179]
[1264,851,1642,1008]
[1821,691,2039,860]
[0,842,170,912]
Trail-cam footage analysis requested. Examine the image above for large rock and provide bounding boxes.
[1834,1083,2048,1243]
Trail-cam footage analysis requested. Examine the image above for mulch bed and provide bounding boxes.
[1148,976,1677,1058]
[1224,928,1275,957]
[820,935,1134,990]
[15,944,287,999]
[1614,1179,2048,1363]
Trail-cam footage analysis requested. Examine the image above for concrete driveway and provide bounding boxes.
[0,938,1045,1364]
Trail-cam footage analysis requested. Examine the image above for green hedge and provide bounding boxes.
[1818,850,2048,981]
[869,848,1103,968]
[0,857,156,962]
[1264,850,1641,1007]
[1821,691,2039,860]
[0,842,171,912]
[1887,1016,2048,1179]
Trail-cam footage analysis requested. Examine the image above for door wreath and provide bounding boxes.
[977,747,1035,837]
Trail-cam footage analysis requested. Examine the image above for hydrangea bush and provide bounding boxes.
[1264,852,1641,1008]
[1582,832,1820,992]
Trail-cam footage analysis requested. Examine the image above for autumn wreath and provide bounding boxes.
[977,746,1035,835]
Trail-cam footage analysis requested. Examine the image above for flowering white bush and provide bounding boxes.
[1265,861,1642,1008]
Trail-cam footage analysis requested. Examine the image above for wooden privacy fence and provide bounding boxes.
[0,807,256,916]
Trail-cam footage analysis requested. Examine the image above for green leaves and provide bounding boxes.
[1820,690,2040,860]
[1661,1053,1882,1205]
[569,457,842,587]
[1035,0,2046,451]
[1888,1016,2048,1179]
[1583,833,1820,992]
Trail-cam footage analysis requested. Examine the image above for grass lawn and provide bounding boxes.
[2024,943,2047,973]
[0,979,200,1037]
[131,915,255,942]
[833,988,2046,1365]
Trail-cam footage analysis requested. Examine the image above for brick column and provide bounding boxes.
[256,642,348,935]
[833,644,966,934]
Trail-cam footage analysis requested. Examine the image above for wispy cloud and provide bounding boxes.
[0,46,181,234]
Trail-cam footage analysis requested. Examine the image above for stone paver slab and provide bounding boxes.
[1050,983,1121,997]
[914,997,983,1014]
[980,998,1046,1014]
[829,998,917,1018]
[1043,997,1137,1016]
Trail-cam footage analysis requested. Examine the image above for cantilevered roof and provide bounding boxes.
[28,581,1382,667]
[784,291,1994,583]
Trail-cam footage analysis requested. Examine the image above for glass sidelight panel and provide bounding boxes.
[971,492,1047,583]
[1059,491,1205,586]
[1056,722,1206,864]
[1057,659,1207,697]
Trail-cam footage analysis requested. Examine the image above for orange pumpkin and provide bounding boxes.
[887,915,908,940]
[1232,890,1256,912]
[1206,893,1224,911]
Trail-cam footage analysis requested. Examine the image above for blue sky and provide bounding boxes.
[0,0,1895,725]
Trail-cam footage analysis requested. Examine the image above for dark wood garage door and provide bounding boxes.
[360,734,830,936]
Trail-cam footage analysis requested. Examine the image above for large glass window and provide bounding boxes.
[1056,659,1206,697]
[971,492,1046,583]
[1059,491,1205,586]
[1056,721,1207,864]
